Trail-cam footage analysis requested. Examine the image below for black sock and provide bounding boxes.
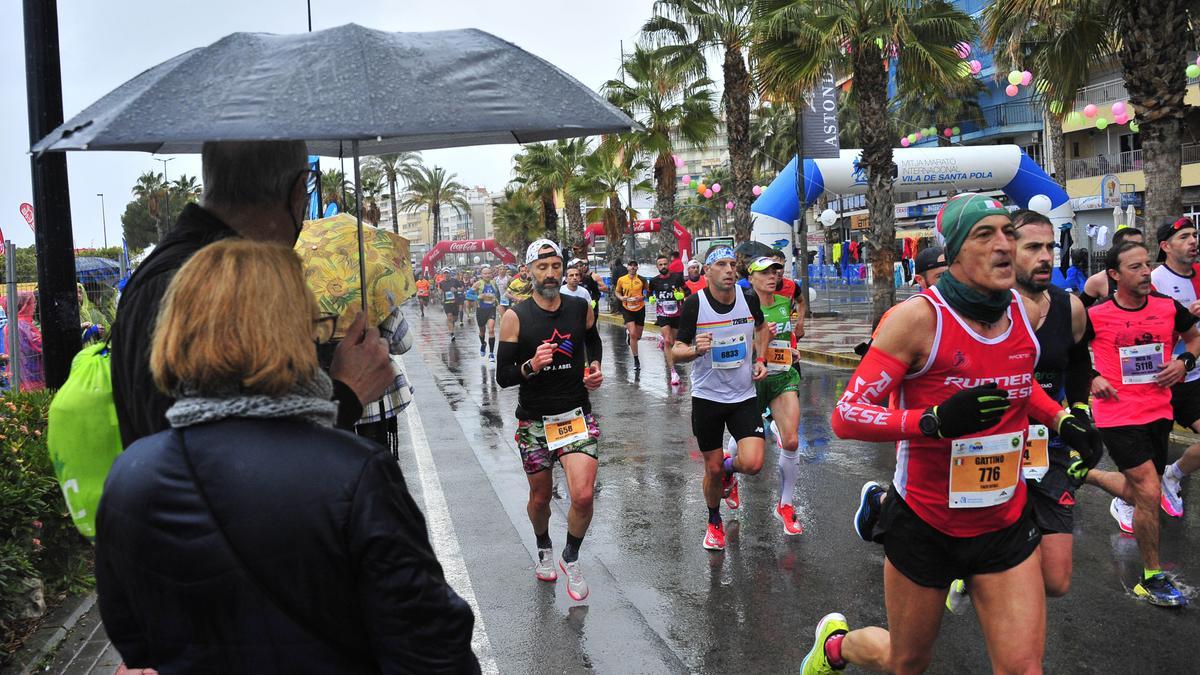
[535,530,552,549]
[479,334,486,347]
[562,533,584,563]
[488,337,495,354]
[708,506,721,526]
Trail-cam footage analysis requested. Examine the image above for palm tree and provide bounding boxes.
[358,170,386,227]
[169,174,201,202]
[320,169,355,215]
[492,188,544,253]
[753,0,976,324]
[751,103,800,174]
[604,44,719,252]
[553,139,591,255]
[513,143,563,240]
[575,139,653,270]
[400,163,471,243]
[643,0,757,242]
[366,152,421,234]
[131,171,168,239]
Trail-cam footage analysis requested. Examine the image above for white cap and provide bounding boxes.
[525,238,563,264]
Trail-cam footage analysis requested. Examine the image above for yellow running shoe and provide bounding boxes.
[801,612,850,674]
[945,578,971,614]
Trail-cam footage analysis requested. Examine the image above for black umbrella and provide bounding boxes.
[32,24,635,155]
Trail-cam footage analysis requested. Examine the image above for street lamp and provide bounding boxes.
[96,193,107,248]
[156,157,174,237]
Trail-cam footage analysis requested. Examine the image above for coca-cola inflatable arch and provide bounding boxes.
[420,239,517,273]
[584,218,692,256]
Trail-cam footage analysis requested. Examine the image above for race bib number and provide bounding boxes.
[949,430,1023,508]
[444,290,456,303]
[658,300,678,315]
[711,334,747,369]
[1022,425,1049,482]
[1119,343,1164,384]
[543,407,589,451]
[766,339,793,373]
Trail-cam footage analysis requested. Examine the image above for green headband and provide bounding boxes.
[935,193,1011,264]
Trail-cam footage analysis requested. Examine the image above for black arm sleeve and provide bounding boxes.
[1174,299,1198,333]
[676,294,702,344]
[332,379,364,431]
[745,290,765,325]
[496,340,524,388]
[584,320,603,365]
[1079,291,1098,308]
[1064,319,1095,406]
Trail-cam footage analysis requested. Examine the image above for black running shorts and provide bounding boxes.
[1171,378,1200,430]
[621,307,646,326]
[1100,419,1173,473]
[690,396,764,453]
[476,306,496,328]
[877,486,1041,588]
[655,314,681,329]
[443,302,460,318]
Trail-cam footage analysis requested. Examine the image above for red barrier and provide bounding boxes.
[584,218,692,257]
[421,239,516,273]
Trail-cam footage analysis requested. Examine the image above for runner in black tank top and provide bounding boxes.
[496,240,604,602]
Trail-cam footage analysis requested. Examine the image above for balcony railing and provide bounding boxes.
[1066,144,1200,180]
[1072,72,1200,111]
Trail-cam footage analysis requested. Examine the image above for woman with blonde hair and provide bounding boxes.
[95,239,478,674]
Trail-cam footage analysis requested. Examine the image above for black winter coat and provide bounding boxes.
[95,417,479,674]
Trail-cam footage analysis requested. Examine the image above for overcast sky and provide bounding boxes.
[1,0,664,249]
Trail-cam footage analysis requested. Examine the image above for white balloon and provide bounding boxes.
[808,287,818,303]
[1028,194,1053,215]
[819,208,838,227]
[473,255,481,264]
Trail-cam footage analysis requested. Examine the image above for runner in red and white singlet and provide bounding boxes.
[800,194,1104,675]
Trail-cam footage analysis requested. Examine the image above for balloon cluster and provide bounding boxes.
[1075,100,1138,133]
[952,42,983,77]
[899,125,961,147]
[1004,69,1033,97]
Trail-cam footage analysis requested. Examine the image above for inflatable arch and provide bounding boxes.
[584,218,693,256]
[420,238,516,273]
[751,146,1074,250]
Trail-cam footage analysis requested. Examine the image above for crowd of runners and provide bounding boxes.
[412,196,1199,672]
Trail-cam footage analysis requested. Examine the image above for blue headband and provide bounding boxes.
[705,246,735,265]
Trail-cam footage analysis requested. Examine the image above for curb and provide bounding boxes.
[2,592,96,675]
[598,313,860,369]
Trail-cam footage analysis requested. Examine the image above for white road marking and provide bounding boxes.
[405,405,499,674]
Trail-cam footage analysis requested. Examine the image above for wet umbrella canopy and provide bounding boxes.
[32,24,635,155]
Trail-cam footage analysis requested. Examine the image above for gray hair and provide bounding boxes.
[200,141,308,211]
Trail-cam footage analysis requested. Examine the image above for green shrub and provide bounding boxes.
[0,390,93,647]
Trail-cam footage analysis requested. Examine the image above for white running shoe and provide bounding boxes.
[724,435,738,460]
[1161,463,1185,517]
[559,555,589,601]
[770,420,782,448]
[535,547,557,582]
[1110,497,1134,534]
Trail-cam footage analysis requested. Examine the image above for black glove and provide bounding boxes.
[926,383,1010,438]
[1058,412,1104,475]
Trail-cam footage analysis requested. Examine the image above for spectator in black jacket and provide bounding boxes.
[96,239,479,673]
[110,140,393,448]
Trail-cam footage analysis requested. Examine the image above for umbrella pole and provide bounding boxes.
[351,141,391,438]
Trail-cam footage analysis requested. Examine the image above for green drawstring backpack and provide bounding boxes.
[46,341,123,540]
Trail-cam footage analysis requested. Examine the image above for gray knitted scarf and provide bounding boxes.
[166,370,338,429]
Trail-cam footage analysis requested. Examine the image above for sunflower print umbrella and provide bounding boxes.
[295,213,414,339]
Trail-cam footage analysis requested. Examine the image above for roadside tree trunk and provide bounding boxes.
[565,194,585,257]
[388,175,400,234]
[723,46,755,243]
[855,43,897,326]
[1047,112,1066,189]
[654,153,678,253]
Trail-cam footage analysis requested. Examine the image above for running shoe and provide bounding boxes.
[1134,573,1188,607]
[703,521,726,551]
[489,352,496,362]
[853,481,884,543]
[945,579,971,614]
[534,547,557,582]
[559,555,589,601]
[480,345,486,356]
[774,503,804,536]
[1110,497,1135,534]
[770,420,782,448]
[633,356,641,371]
[450,334,456,342]
[1161,464,1184,518]
[800,612,850,675]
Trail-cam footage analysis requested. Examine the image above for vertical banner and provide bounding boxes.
[307,155,322,220]
[802,69,841,160]
[19,202,35,232]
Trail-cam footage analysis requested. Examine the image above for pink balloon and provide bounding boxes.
[955,42,971,59]
[673,154,684,168]
[1020,71,1033,86]
[915,131,923,140]
[703,189,713,199]
[1005,84,1019,97]
[752,185,763,196]
[1083,104,1098,118]
[969,60,982,75]
[943,127,953,137]
[712,183,722,193]
[1114,113,1129,125]
[1111,101,1126,116]
[681,174,691,183]
[900,137,910,147]
[725,201,735,210]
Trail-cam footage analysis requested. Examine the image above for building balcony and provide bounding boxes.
[951,101,1043,140]
[1066,144,1200,180]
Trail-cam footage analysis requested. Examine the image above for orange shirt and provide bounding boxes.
[416,279,431,297]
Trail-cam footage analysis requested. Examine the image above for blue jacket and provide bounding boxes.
[96,417,479,674]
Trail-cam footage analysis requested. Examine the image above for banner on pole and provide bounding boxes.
[802,70,841,160]
[19,203,35,232]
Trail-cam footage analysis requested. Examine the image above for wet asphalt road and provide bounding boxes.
[397,304,1199,674]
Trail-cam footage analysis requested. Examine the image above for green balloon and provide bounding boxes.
[907,133,917,143]
[1130,121,1141,133]
[952,126,961,135]
[874,37,884,49]
[1187,64,1200,79]
[1007,71,1022,85]
[689,179,698,189]
[1095,118,1109,130]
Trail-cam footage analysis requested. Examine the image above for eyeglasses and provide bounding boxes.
[314,313,339,344]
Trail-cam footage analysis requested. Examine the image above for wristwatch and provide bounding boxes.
[1179,352,1197,372]
[919,407,941,438]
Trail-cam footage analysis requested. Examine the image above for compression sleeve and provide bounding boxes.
[829,347,923,441]
[584,320,603,365]
[495,340,524,388]
[1026,380,1066,427]
[1079,291,1098,308]
[1064,320,1095,406]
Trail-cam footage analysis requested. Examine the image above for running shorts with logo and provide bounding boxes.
[756,291,797,410]
[691,398,763,452]
[515,413,600,474]
[476,306,496,328]
[621,306,646,326]
[755,369,800,413]
[1100,419,1173,473]
[877,485,1042,588]
[1027,438,1076,534]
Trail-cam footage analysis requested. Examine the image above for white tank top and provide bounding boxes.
[691,289,757,404]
